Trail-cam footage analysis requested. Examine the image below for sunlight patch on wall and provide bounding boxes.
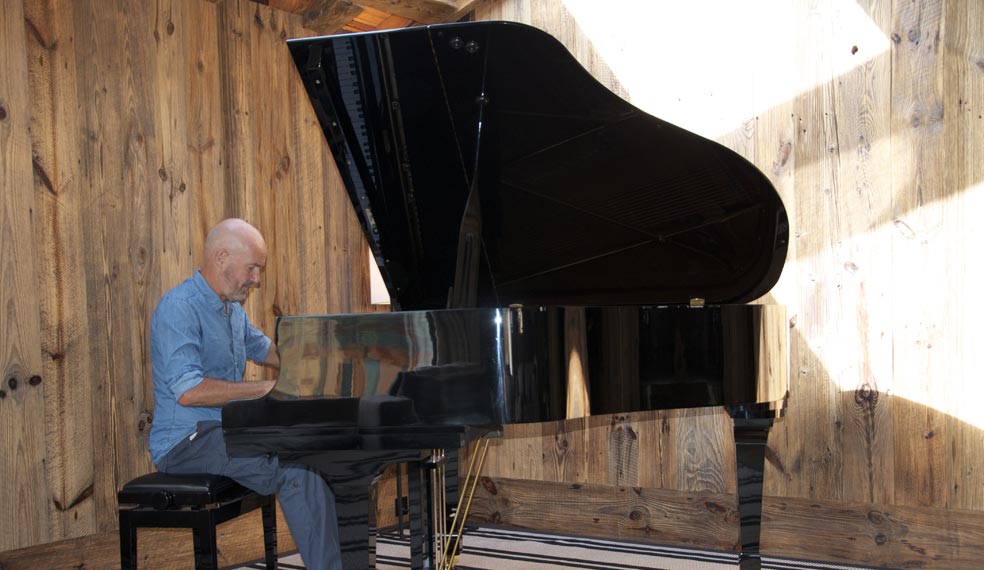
[890,178,984,431]
[562,0,889,140]
[771,175,984,430]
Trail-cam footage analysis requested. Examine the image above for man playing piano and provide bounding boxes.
[148,218,342,570]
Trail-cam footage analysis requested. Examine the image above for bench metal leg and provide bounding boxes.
[193,510,219,570]
[119,510,138,570]
[262,496,278,569]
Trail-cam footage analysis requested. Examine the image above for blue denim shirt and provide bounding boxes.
[148,270,272,463]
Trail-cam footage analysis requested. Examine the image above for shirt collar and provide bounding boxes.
[192,270,227,315]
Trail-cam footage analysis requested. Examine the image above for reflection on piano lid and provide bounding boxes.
[288,20,788,311]
[222,20,792,570]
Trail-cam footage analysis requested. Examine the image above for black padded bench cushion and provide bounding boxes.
[118,472,252,507]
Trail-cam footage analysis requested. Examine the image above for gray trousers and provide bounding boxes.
[157,421,341,570]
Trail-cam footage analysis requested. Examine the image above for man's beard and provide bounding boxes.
[229,286,251,302]
[222,268,252,302]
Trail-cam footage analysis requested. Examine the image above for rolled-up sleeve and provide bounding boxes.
[244,315,272,363]
[151,298,206,399]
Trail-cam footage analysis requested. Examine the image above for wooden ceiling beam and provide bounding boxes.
[265,1,359,34]
[355,0,456,24]
[444,0,484,23]
[264,0,484,35]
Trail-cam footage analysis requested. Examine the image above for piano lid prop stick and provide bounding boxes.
[441,438,491,570]
[437,450,448,565]
[431,449,446,566]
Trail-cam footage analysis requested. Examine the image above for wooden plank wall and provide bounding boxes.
[464,0,984,568]
[0,0,374,562]
[2,0,983,568]
[1,0,48,552]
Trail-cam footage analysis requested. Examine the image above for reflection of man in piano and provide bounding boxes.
[147,218,342,570]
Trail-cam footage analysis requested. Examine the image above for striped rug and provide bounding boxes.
[231,526,882,570]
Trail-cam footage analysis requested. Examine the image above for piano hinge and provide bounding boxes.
[689,298,705,308]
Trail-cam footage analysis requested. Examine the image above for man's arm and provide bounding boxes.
[263,343,280,368]
[179,343,279,407]
[177,377,275,407]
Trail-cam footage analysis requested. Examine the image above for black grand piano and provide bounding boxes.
[223,20,789,570]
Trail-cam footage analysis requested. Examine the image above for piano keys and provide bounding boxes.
[224,19,790,570]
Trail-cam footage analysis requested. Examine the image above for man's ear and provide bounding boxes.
[215,247,229,267]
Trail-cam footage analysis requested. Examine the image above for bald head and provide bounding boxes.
[201,218,268,302]
[204,218,265,258]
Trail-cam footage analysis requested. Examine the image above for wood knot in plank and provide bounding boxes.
[7,377,17,390]
[858,134,871,160]
[892,219,916,239]
[131,244,148,267]
[24,17,57,50]
[0,103,7,121]
[764,446,790,480]
[772,141,791,176]
[866,510,887,524]
[854,382,878,410]
[278,153,292,178]
[480,476,496,494]
[703,501,728,514]
[137,411,153,432]
[33,153,57,195]
[53,483,94,512]
[29,376,42,386]
[905,543,927,554]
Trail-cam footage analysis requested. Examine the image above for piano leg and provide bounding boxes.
[406,462,430,569]
[334,476,381,570]
[402,449,467,570]
[287,450,429,570]
[729,415,773,570]
[405,450,454,570]
[443,448,464,562]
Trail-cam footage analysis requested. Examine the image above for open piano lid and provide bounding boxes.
[288,21,789,310]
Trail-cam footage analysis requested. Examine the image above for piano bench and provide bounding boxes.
[117,472,277,570]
